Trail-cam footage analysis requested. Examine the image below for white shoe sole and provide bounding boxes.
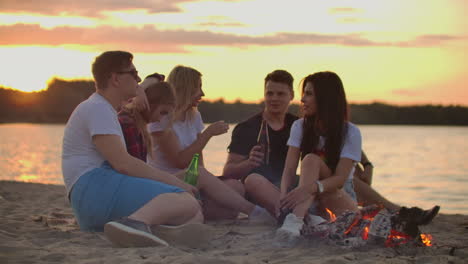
[104,222,169,248]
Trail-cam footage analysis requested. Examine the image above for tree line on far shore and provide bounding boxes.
[1,78,468,126]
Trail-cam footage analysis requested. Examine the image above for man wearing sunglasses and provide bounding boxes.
[62,51,202,247]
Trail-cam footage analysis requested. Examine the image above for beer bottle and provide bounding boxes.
[184,153,200,186]
[256,119,270,165]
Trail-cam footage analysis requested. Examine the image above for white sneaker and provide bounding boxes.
[276,213,304,239]
[307,214,327,226]
[248,206,276,225]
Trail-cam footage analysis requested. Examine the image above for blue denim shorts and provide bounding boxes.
[70,162,184,232]
[343,177,357,202]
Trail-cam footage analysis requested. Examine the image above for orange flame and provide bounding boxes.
[362,226,369,240]
[420,233,432,247]
[325,208,336,222]
[385,230,413,247]
[344,217,360,235]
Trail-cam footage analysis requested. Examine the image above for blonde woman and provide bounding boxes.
[147,65,275,222]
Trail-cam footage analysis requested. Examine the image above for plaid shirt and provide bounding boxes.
[118,110,147,162]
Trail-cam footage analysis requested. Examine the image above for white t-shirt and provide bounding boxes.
[147,111,205,174]
[62,93,126,194]
[287,119,362,179]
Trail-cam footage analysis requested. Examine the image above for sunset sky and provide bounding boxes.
[1,0,467,105]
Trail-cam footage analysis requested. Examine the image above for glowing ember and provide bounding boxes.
[385,230,413,247]
[420,233,433,247]
[361,226,369,240]
[325,208,336,222]
[344,217,360,235]
[302,205,435,248]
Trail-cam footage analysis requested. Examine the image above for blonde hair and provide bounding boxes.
[123,81,176,158]
[167,65,202,121]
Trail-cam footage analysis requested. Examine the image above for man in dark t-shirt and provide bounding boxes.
[222,70,297,217]
[227,112,297,185]
[223,70,441,222]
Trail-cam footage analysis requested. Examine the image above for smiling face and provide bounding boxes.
[301,81,317,116]
[264,80,293,115]
[190,77,204,107]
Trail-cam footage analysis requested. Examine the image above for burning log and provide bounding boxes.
[301,205,434,248]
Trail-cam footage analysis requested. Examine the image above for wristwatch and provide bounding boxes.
[316,180,324,194]
[362,161,374,168]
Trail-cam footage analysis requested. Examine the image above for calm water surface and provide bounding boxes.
[1,123,467,214]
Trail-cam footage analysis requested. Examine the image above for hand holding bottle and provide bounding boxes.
[181,183,200,198]
[184,153,201,199]
[246,145,265,168]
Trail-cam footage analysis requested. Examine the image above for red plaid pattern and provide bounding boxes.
[118,110,147,162]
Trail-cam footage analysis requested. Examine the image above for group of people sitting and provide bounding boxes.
[61,50,439,248]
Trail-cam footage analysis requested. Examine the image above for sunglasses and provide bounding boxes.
[116,69,139,80]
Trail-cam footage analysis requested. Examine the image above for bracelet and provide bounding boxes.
[362,161,373,168]
[316,180,324,194]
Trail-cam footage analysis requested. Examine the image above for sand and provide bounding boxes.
[1,180,467,264]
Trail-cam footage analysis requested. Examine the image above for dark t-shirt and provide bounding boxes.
[227,112,298,185]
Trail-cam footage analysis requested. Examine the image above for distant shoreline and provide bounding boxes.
[2,79,468,125]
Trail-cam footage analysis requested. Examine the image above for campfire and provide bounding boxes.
[301,205,433,248]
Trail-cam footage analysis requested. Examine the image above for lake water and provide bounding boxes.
[0,123,467,214]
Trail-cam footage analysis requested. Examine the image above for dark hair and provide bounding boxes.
[142,81,176,122]
[145,72,165,82]
[300,71,349,172]
[92,51,133,90]
[123,81,176,158]
[264,70,294,92]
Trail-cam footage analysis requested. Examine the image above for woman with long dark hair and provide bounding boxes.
[278,71,360,238]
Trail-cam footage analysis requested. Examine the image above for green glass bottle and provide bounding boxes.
[184,153,200,186]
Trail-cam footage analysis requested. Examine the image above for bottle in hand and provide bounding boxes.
[256,119,270,165]
[184,153,200,186]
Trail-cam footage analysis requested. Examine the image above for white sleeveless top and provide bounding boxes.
[147,111,205,174]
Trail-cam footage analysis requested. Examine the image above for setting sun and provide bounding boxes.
[0,0,467,105]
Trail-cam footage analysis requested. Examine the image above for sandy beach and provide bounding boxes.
[1,180,467,264]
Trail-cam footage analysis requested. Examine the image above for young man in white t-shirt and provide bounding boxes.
[62,51,203,247]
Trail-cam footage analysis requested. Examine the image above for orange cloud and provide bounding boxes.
[0,0,198,16]
[0,0,249,17]
[0,23,465,52]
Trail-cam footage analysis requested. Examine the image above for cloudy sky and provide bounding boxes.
[1,0,467,105]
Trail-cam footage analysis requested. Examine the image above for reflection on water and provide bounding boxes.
[0,123,63,184]
[0,123,467,214]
